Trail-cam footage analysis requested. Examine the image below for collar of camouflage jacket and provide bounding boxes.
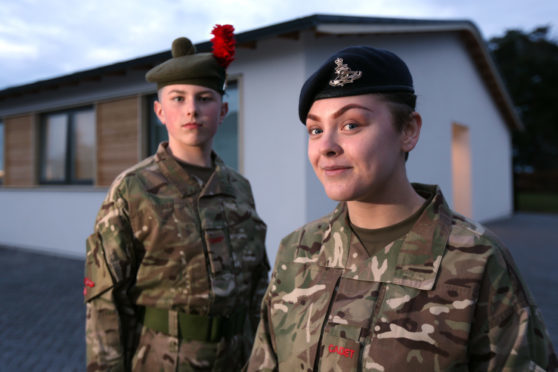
[312,184,452,290]
[154,142,236,198]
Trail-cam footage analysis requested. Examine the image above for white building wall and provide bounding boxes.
[0,30,514,262]
[0,189,105,257]
[229,38,308,266]
[398,33,513,221]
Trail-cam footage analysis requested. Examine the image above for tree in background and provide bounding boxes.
[489,27,558,172]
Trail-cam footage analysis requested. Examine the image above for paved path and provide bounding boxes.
[485,212,558,349]
[0,213,556,370]
[0,247,85,371]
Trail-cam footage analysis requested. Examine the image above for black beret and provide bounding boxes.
[146,37,226,93]
[298,46,414,123]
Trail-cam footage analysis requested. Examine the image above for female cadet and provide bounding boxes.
[84,26,269,371]
[247,46,557,371]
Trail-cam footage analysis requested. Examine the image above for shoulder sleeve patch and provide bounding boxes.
[84,233,115,302]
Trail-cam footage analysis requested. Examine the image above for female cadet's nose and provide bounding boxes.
[320,132,342,157]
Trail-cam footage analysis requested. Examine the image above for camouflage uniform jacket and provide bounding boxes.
[85,142,269,371]
[247,184,557,371]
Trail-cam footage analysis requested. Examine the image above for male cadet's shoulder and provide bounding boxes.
[224,165,251,190]
[217,162,256,204]
[103,155,159,202]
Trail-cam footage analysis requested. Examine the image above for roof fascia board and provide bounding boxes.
[315,23,474,35]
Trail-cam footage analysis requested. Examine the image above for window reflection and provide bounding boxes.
[74,110,95,181]
[41,108,95,184]
[44,114,67,181]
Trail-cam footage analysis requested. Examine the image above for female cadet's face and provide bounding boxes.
[306,94,416,202]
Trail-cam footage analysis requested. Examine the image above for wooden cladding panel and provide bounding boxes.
[4,115,36,186]
[96,97,139,186]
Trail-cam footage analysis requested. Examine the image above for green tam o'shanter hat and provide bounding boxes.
[146,25,236,94]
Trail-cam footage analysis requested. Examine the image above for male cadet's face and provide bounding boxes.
[154,84,227,150]
[306,94,418,203]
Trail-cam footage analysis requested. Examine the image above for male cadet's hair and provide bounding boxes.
[146,25,236,95]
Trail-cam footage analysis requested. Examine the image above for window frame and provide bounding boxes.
[39,107,95,185]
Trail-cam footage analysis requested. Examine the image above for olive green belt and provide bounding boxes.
[142,307,245,342]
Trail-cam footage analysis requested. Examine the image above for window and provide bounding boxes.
[0,120,3,184]
[147,80,239,170]
[40,108,95,184]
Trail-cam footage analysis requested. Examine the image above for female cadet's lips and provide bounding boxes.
[321,166,352,176]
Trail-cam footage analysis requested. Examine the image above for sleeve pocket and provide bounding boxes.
[84,233,115,302]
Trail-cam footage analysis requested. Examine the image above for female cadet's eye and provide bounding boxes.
[308,127,323,136]
[343,122,359,131]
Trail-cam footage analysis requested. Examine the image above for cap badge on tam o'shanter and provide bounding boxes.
[329,58,362,87]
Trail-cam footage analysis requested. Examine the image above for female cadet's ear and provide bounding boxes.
[401,112,422,153]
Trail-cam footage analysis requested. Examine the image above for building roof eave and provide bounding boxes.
[0,14,522,131]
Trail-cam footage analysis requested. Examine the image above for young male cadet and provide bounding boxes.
[85,25,269,371]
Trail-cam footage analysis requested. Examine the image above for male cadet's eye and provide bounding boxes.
[199,95,213,103]
[172,96,184,102]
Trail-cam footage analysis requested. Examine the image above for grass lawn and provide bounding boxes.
[516,192,558,213]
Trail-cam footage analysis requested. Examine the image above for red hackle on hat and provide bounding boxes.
[211,24,236,69]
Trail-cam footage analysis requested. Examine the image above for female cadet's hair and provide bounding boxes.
[377,92,417,132]
[377,92,418,161]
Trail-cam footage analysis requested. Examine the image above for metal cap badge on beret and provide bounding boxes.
[298,46,414,123]
[146,25,236,93]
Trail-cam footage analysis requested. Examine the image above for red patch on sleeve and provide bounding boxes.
[83,277,95,296]
[84,277,95,288]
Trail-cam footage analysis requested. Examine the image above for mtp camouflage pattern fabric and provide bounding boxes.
[247,184,557,371]
[85,143,269,371]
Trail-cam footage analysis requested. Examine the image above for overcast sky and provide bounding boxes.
[1,0,556,90]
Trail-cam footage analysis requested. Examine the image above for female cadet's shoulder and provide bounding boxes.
[274,211,335,269]
[447,212,508,261]
[446,211,535,307]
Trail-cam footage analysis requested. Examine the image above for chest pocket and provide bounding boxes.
[364,282,476,370]
[221,199,266,272]
[317,277,381,371]
[199,200,231,275]
[319,333,361,372]
[133,195,208,304]
[269,265,341,370]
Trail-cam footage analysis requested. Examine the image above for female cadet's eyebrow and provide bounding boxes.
[333,104,373,118]
[307,103,373,122]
